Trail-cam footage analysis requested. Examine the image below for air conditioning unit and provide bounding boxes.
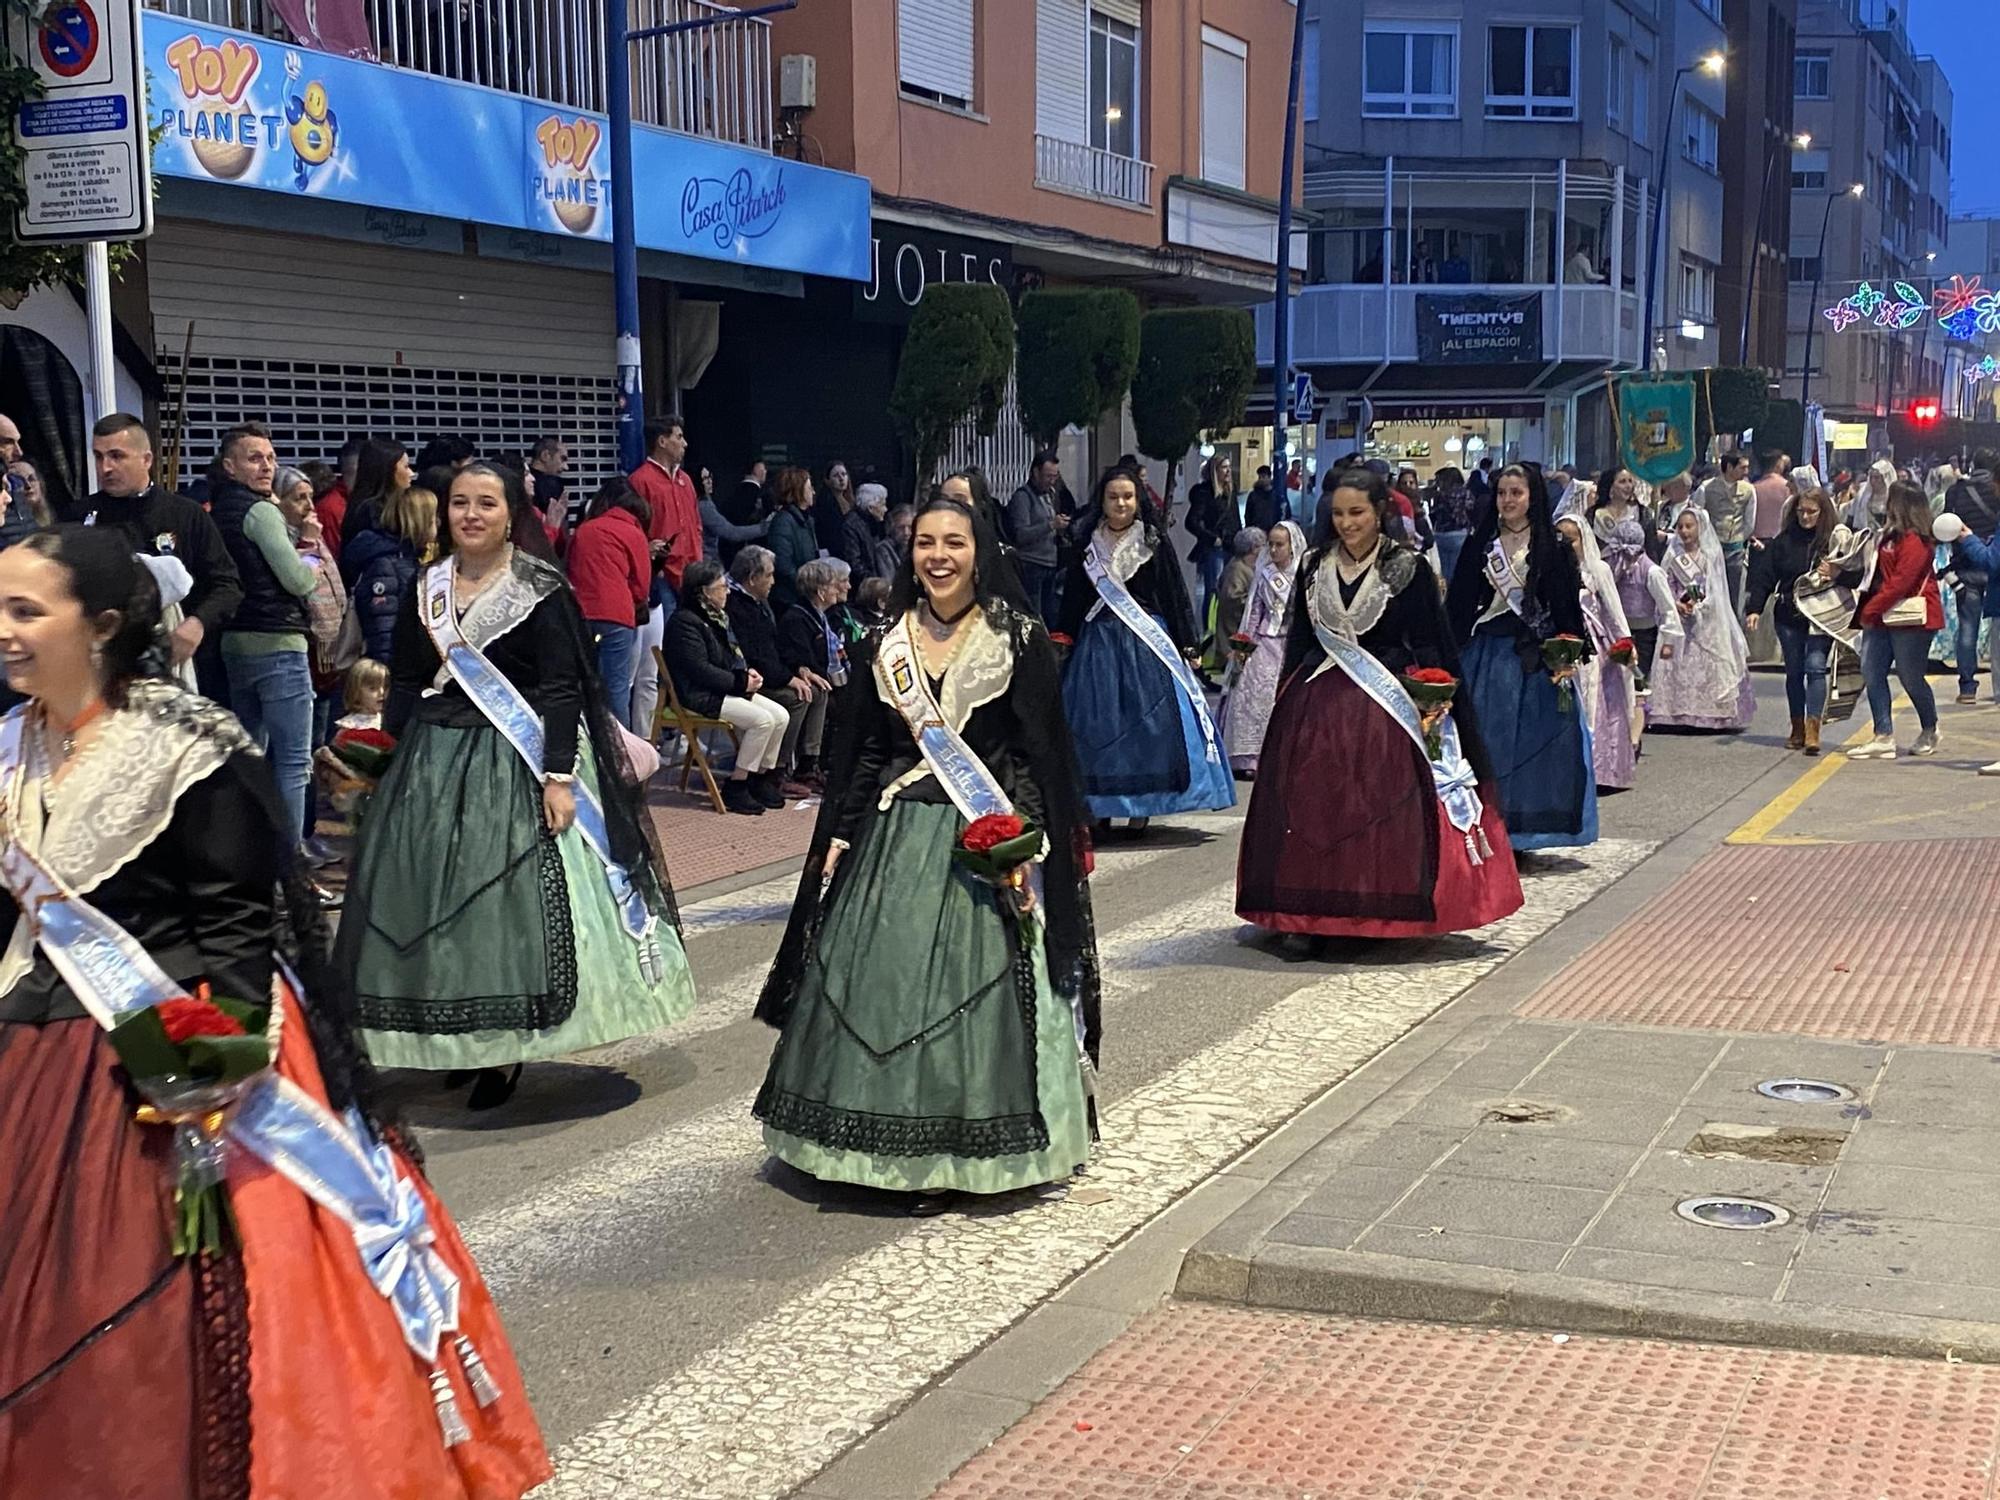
[780,54,817,110]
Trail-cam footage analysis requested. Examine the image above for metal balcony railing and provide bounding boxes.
[1034,134,1154,210]
[145,0,774,151]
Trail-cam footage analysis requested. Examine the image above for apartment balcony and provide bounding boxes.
[147,0,775,150]
[1034,134,1154,211]
[1257,282,1643,386]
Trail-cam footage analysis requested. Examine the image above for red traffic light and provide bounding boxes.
[1910,397,1943,426]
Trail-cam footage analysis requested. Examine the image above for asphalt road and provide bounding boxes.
[393,671,1809,1498]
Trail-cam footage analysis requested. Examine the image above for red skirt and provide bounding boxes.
[1236,666,1522,938]
[0,992,550,1500]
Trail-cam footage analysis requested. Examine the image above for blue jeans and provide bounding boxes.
[1196,547,1227,637]
[1861,625,1938,737]
[590,620,638,730]
[1954,578,1986,693]
[224,648,314,847]
[1435,530,1469,585]
[1774,616,1830,720]
[1018,560,1061,622]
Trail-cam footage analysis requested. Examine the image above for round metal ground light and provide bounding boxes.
[1676,1196,1793,1230]
[1756,1078,1856,1104]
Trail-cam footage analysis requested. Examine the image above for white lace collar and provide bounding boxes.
[873,609,1016,808]
[1091,522,1152,585]
[0,682,254,1001]
[1310,551,1390,641]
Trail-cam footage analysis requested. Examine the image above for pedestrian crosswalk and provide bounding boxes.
[434,830,1651,1499]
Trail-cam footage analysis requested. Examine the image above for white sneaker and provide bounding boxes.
[1913,728,1941,757]
[1846,736,1898,760]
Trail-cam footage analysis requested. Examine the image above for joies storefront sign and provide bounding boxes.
[854,226,1012,323]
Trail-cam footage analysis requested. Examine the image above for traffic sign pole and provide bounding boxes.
[83,239,114,424]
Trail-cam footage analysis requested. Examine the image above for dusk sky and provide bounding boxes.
[1907,0,1998,215]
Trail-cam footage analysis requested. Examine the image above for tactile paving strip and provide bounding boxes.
[1513,838,2000,1044]
[929,1303,2000,1499]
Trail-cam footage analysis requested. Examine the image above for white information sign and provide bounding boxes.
[10,0,152,242]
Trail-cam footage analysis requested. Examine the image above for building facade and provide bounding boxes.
[1787,0,1954,442]
[1276,0,1733,476]
[1717,0,1798,373]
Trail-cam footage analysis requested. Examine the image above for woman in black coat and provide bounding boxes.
[662,559,792,815]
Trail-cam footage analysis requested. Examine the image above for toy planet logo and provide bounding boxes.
[534,115,605,235]
[161,33,264,179]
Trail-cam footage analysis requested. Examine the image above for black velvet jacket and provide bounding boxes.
[1055,527,1201,650]
[387,582,584,774]
[0,752,279,1024]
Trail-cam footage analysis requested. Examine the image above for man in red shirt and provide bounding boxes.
[314,435,365,562]
[626,415,699,731]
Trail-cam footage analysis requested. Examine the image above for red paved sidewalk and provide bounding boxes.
[932,1302,2000,1499]
[645,778,817,893]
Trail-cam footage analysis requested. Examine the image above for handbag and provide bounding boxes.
[1882,596,1929,628]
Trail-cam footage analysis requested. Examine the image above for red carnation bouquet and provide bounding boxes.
[1399,667,1459,759]
[954,812,1044,923]
[1228,631,1254,659]
[1048,631,1075,650]
[314,727,397,825]
[1608,637,1637,666]
[1540,633,1591,712]
[108,988,274,1255]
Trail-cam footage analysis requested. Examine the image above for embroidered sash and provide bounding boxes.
[0,713,465,1370]
[1082,544,1220,764]
[421,561,661,980]
[873,613,1012,822]
[1483,538,1531,621]
[1304,605,1490,861]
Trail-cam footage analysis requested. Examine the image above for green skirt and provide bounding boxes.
[347,716,695,1071]
[755,798,1090,1194]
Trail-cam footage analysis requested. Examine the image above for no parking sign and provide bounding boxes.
[9,0,151,241]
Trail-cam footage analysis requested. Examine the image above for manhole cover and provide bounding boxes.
[1756,1078,1855,1104]
[1676,1196,1792,1230]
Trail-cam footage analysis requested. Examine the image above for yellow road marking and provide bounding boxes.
[1726,752,1848,845]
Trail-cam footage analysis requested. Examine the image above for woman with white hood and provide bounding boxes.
[1649,506,1755,730]
[1845,458,1897,532]
[1556,505,1643,788]
[1219,520,1304,775]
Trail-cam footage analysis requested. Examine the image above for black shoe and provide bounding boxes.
[466,1064,522,1110]
[723,779,766,816]
[750,771,787,809]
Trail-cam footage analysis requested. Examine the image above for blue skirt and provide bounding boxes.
[1463,626,1599,852]
[1062,610,1236,820]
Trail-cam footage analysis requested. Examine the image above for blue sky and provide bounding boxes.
[1907,0,1997,214]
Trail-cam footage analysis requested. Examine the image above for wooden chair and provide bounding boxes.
[649,646,741,813]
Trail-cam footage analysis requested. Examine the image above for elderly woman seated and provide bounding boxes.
[726,543,831,792]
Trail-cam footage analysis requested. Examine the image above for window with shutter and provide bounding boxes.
[1036,0,1088,142]
[899,0,976,108]
[1201,26,1247,190]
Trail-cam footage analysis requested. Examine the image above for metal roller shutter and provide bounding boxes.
[898,0,975,105]
[147,220,617,486]
[1036,0,1088,144]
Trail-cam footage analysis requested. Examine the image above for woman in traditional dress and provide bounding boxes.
[1446,464,1599,854]
[752,493,1099,1201]
[1588,465,1668,674]
[1238,470,1520,942]
[0,526,547,1499]
[1647,507,1756,731]
[338,462,694,1110]
[1056,464,1235,832]
[1219,519,1304,776]
[1555,508,1641,790]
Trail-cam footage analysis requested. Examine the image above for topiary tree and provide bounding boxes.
[1753,397,1805,462]
[1014,287,1140,447]
[1699,366,1772,457]
[888,283,1015,489]
[1129,307,1256,510]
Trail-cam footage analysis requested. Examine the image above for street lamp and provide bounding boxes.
[1641,50,1726,370]
[1269,0,1308,522]
[1738,130,1813,362]
[606,0,800,471]
[1799,182,1867,412]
